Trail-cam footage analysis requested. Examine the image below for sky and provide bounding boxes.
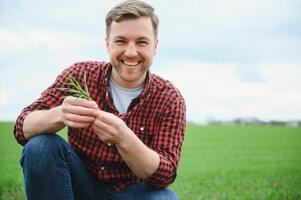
[1,0,301,123]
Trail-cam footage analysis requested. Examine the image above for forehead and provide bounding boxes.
[109,17,155,39]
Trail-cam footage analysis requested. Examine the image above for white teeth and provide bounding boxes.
[123,60,139,66]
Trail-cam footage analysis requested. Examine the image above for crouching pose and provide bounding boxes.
[14,1,186,199]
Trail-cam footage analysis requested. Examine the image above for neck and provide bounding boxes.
[111,68,146,89]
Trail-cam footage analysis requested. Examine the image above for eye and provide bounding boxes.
[114,40,126,45]
[137,41,149,46]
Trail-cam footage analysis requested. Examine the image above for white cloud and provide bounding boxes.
[0,91,9,105]
[0,28,104,58]
[153,61,301,123]
[0,89,22,121]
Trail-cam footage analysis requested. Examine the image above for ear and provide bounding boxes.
[105,37,109,53]
[153,39,158,56]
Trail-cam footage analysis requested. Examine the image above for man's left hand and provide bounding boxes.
[92,110,128,145]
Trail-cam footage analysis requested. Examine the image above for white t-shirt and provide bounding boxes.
[109,77,144,114]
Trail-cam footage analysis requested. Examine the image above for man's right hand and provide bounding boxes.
[23,96,99,139]
[61,96,98,128]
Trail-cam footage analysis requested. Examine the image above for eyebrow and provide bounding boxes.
[137,37,151,42]
[113,36,127,40]
[113,36,151,42]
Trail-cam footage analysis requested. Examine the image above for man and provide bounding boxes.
[14,0,186,199]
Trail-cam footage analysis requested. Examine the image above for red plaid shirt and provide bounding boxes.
[14,61,186,191]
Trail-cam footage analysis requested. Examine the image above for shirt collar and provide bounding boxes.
[140,70,152,100]
[102,63,153,100]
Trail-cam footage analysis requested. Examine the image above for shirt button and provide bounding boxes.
[106,92,109,97]
[140,127,144,131]
[107,143,112,146]
[100,166,105,171]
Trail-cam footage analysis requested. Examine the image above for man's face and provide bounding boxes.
[106,17,158,89]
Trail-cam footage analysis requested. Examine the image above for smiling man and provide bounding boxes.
[108,16,156,89]
[14,1,186,199]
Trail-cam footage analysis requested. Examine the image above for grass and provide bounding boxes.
[0,122,23,200]
[0,122,66,200]
[58,69,92,100]
[1,122,301,199]
[172,124,301,199]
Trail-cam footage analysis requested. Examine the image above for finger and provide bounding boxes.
[92,119,115,142]
[63,113,95,123]
[93,117,113,131]
[95,110,118,125]
[64,96,98,109]
[64,120,90,128]
[62,104,97,116]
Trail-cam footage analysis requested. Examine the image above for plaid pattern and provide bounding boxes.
[14,61,186,191]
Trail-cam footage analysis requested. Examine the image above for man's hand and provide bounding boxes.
[61,96,98,128]
[92,110,128,145]
[91,110,160,179]
[23,96,98,139]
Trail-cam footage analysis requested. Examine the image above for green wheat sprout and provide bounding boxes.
[58,69,92,100]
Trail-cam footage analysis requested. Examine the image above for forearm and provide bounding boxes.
[116,128,160,179]
[23,106,65,139]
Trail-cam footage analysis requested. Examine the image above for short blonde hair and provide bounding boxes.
[105,0,159,37]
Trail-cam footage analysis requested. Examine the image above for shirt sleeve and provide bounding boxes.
[13,64,81,146]
[143,93,186,189]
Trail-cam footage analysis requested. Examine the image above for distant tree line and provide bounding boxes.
[206,117,301,128]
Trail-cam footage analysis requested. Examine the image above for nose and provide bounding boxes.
[124,42,138,57]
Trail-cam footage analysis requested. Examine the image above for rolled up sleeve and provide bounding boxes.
[13,64,79,146]
[144,96,186,189]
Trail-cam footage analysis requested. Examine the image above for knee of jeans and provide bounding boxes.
[149,188,179,200]
[21,134,66,165]
[123,183,179,200]
[164,189,179,200]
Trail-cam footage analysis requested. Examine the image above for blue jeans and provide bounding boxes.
[20,134,179,200]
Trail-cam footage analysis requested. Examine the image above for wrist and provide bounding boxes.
[115,125,133,149]
[23,107,65,139]
[50,106,65,126]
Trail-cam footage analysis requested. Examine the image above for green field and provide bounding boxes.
[1,122,301,200]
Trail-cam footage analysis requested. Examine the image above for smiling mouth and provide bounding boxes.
[121,60,141,66]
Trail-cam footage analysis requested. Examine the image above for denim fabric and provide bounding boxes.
[20,134,179,200]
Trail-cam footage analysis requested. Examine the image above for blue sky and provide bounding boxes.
[1,0,301,123]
